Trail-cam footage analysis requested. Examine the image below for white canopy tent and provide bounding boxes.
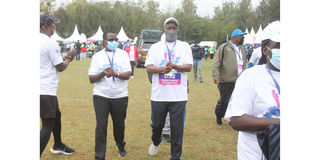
[80,33,87,43]
[249,27,256,44]
[51,32,64,41]
[255,25,263,44]
[87,25,103,41]
[64,24,81,42]
[243,28,250,44]
[117,27,131,42]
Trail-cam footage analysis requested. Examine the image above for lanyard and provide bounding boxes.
[265,64,280,95]
[105,50,115,81]
[231,45,242,61]
[165,41,176,61]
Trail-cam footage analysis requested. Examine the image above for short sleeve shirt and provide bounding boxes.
[144,40,193,101]
[40,33,63,96]
[225,65,280,160]
[88,48,131,99]
[249,47,262,65]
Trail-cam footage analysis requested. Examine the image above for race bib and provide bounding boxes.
[159,73,181,85]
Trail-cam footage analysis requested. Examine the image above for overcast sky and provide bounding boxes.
[56,0,262,17]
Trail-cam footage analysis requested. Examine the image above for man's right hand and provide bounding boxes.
[214,77,220,85]
[67,49,77,59]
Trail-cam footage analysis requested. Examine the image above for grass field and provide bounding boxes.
[41,58,238,160]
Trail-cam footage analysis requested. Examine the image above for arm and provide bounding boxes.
[146,64,165,74]
[230,114,280,131]
[115,71,131,80]
[172,64,192,72]
[89,71,106,84]
[55,49,76,72]
[212,45,222,84]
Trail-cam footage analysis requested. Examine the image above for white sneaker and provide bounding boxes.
[148,143,159,156]
[130,76,134,79]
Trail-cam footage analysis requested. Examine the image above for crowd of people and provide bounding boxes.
[40,14,280,160]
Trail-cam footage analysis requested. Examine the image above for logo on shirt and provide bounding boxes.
[263,89,280,118]
[98,63,121,72]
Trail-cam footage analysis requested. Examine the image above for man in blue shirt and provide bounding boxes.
[191,40,203,83]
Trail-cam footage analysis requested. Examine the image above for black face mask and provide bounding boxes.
[239,38,244,45]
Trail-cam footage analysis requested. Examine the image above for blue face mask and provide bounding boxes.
[267,48,280,70]
[107,41,118,51]
[130,42,134,46]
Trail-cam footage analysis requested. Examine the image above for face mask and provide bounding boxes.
[130,42,134,46]
[266,47,280,70]
[107,41,118,51]
[239,37,244,45]
[165,29,178,42]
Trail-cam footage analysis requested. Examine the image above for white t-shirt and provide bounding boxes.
[129,45,135,61]
[249,47,262,65]
[88,48,131,99]
[225,65,280,160]
[231,43,244,75]
[144,40,193,102]
[40,33,63,96]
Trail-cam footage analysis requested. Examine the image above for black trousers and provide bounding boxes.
[151,101,186,160]
[40,95,63,156]
[215,82,235,119]
[130,61,135,76]
[93,95,128,160]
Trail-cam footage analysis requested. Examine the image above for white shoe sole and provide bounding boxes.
[50,148,74,155]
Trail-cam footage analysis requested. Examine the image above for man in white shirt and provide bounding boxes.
[88,32,131,159]
[145,17,193,160]
[248,46,262,68]
[225,21,280,160]
[40,14,76,156]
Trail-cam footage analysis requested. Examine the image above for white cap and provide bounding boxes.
[261,20,280,42]
[164,17,179,28]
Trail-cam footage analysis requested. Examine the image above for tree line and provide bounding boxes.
[40,0,280,45]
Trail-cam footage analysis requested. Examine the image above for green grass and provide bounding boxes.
[41,58,238,160]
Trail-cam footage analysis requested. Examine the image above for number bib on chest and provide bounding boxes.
[159,73,181,85]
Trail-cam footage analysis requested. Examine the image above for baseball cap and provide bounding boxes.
[40,14,60,28]
[261,21,280,42]
[164,17,179,28]
[231,29,247,38]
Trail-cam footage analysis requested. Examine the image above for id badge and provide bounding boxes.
[159,73,181,85]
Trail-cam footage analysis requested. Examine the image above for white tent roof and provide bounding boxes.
[80,33,87,43]
[243,28,250,44]
[117,27,131,42]
[64,24,81,42]
[87,26,103,41]
[51,32,64,41]
[249,27,256,44]
[255,25,263,44]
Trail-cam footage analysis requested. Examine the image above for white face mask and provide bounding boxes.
[266,47,280,70]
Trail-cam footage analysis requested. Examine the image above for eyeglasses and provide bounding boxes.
[106,38,118,42]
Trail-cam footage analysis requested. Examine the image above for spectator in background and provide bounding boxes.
[80,43,87,61]
[248,46,262,68]
[75,40,81,61]
[212,29,247,125]
[191,40,203,83]
[209,46,215,59]
[125,40,139,78]
[204,46,209,60]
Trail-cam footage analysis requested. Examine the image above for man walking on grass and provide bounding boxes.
[145,17,193,160]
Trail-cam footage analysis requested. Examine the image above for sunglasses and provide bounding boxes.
[106,38,118,42]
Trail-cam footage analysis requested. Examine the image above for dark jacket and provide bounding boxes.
[191,45,202,59]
